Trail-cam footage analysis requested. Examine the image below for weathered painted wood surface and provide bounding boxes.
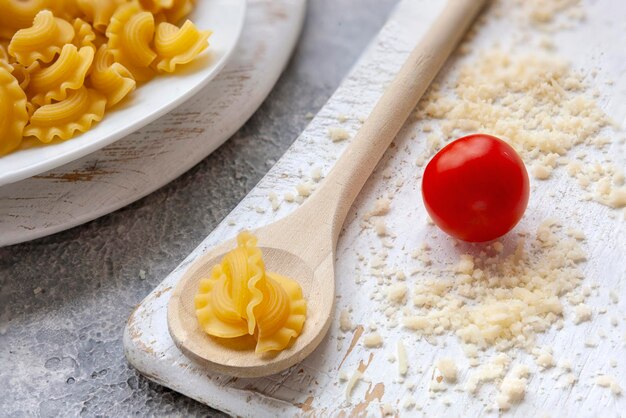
[0,0,306,247]
[125,0,626,416]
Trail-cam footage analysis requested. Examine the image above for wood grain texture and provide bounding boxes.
[0,0,306,247]
[126,0,626,416]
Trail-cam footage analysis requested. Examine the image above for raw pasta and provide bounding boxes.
[138,0,195,23]
[0,67,29,155]
[77,0,127,33]
[139,0,174,13]
[155,20,211,73]
[195,232,307,354]
[0,0,47,40]
[24,86,107,142]
[91,45,136,108]
[9,62,38,90]
[72,18,98,50]
[162,0,196,24]
[0,0,210,155]
[107,3,157,82]
[28,44,95,106]
[0,43,12,72]
[9,10,75,66]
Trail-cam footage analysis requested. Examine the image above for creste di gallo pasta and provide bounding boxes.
[91,44,136,108]
[0,0,211,155]
[0,68,29,155]
[106,3,158,82]
[9,10,76,67]
[155,20,211,73]
[28,44,95,106]
[24,86,107,142]
[195,232,307,354]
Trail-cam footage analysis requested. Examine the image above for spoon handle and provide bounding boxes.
[299,0,487,244]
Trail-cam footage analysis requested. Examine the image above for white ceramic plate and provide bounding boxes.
[0,0,246,187]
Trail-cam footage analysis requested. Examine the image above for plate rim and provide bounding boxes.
[0,0,247,187]
[0,0,306,247]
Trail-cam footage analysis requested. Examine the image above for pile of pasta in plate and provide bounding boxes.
[0,0,211,155]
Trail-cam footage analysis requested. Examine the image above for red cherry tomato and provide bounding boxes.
[421,134,529,242]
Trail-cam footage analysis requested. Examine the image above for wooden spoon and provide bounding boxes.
[168,0,487,378]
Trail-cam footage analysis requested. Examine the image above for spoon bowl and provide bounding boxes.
[168,221,336,378]
[167,0,487,378]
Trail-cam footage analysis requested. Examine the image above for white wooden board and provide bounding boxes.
[125,0,626,416]
[0,0,306,247]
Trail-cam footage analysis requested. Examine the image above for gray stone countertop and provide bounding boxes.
[0,1,398,416]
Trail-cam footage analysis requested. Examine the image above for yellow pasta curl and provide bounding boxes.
[47,0,82,22]
[72,18,97,51]
[26,101,39,118]
[8,10,75,66]
[163,0,196,24]
[9,62,40,90]
[24,86,106,143]
[76,0,126,34]
[254,274,308,353]
[0,67,29,155]
[0,0,48,40]
[107,3,157,82]
[138,0,172,13]
[90,44,136,108]
[195,232,307,354]
[0,43,12,72]
[154,20,211,73]
[28,44,95,106]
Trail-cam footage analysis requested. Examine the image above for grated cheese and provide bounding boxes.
[339,309,353,333]
[558,359,572,372]
[466,354,511,394]
[364,198,391,220]
[532,164,553,180]
[535,348,555,369]
[596,375,623,396]
[387,283,408,305]
[456,254,474,275]
[492,242,504,253]
[436,358,458,383]
[363,332,383,348]
[268,192,280,211]
[573,304,592,324]
[374,219,387,236]
[328,127,350,142]
[397,340,408,376]
[296,182,313,197]
[406,223,586,352]
[496,365,530,411]
[402,395,416,409]
[381,403,394,416]
[283,192,295,203]
[310,166,323,182]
